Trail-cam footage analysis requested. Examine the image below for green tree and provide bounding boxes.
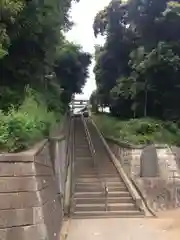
[0,0,91,111]
[54,41,91,105]
[0,0,25,58]
[93,0,180,120]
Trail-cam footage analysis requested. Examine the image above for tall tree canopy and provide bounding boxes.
[93,0,180,120]
[55,41,91,105]
[0,0,91,110]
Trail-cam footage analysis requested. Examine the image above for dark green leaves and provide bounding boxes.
[93,0,180,120]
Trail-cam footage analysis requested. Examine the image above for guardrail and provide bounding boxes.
[170,170,180,208]
[70,117,75,214]
[63,115,74,215]
[65,115,72,182]
[81,114,108,211]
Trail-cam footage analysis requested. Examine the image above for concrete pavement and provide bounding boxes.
[66,218,170,240]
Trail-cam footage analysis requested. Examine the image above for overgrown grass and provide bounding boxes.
[92,113,180,145]
[0,88,62,153]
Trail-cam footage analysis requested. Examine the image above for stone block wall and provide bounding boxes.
[108,141,142,178]
[134,178,180,211]
[0,139,64,240]
[108,139,180,212]
[108,140,180,180]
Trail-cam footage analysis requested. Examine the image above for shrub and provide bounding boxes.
[93,113,180,145]
[0,88,59,152]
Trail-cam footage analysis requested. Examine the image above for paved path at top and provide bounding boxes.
[67,218,170,240]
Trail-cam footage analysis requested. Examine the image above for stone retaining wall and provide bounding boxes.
[134,178,180,211]
[108,139,180,211]
[107,141,141,178]
[108,140,180,180]
[0,138,65,240]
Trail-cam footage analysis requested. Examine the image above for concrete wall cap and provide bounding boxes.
[0,139,48,162]
[106,137,175,149]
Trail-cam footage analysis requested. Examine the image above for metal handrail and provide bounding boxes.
[63,114,74,215]
[70,116,75,214]
[65,115,72,183]
[81,114,108,211]
[81,115,96,167]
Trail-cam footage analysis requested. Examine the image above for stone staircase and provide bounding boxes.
[71,116,144,218]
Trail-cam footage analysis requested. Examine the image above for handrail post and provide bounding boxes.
[105,184,108,211]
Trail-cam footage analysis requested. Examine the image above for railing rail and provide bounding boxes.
[65,114,72,183]
[70,116,75,214]
[63,114,74,215]
[81,114,108,211]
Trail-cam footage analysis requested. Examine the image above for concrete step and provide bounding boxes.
[74,144,88,147]
[75,174,98,178]
[72,118,145,219]
[76,178,121,183]
[75,174,98,177]
[74,203,137,212]
[99,168,118,172]
[75,168,96,171]
[75,170,95,172]
[75,145,89,148]
[75,178,103,183]
[75,185,127,192]
[75,165,94,168]
[76,174,120,178]
[75,155,92,158]
[76,173,119,176]
[75,145,89,152]
[75,153,91,157]
[75,158,92,160]
[74,140,88,143]
[72,210,144,219]
[75,196,134,204]
[75,148,90,151]
[97,169,118,172]
[74,191,130,198]
[75,182,125,187]
[75,157,92,160]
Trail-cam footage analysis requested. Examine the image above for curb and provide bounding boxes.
[60,219,70,240]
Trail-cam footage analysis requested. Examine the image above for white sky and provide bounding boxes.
[66,0,111,100]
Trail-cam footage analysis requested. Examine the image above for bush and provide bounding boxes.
[92,113,180,145]
[0,88,59,152]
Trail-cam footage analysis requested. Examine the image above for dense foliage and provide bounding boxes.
[93,113,180,145]
[0,88,59,152]
[0,0,91,151]
[55,41,91,105]
[0,0,91,110]
[93,0,180,120]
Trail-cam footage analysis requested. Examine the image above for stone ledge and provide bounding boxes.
[50,135,65,142]
[0,137,64,163]
[106,136,174,149]
[0,140,48,162]
[0,224,47,240]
